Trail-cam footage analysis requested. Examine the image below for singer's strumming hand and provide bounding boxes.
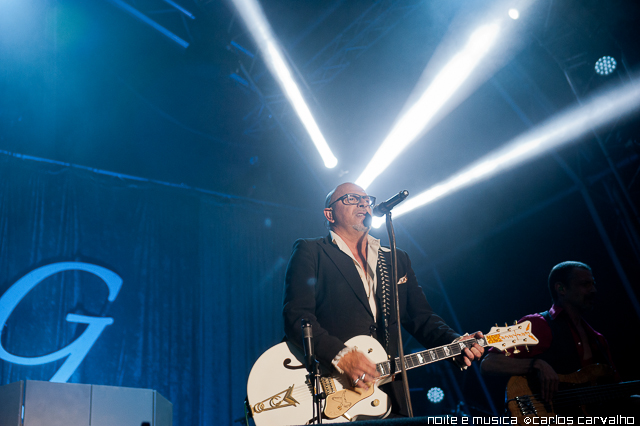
[336,350,378,390]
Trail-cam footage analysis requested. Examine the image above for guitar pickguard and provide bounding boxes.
[324,386,374,419]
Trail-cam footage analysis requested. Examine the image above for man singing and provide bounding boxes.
[283,182,483,417]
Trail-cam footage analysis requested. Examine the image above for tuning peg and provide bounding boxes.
[513,348,520,354]
[525,345,529,352]
[504,322,508,327]
[514,320,518,325]
[505,351,511,357]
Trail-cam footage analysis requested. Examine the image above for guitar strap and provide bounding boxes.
[377,248,392,357]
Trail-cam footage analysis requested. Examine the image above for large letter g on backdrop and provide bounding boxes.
[0,262,122,382]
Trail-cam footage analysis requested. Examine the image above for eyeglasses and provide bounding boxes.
[328,193,376,208]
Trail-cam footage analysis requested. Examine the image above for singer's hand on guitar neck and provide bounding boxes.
[452,331,485,369]
[336,350,379,391]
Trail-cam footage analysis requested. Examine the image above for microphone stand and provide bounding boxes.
[302,320,324,423]
[310,358,323,424]
[385,211,414,418]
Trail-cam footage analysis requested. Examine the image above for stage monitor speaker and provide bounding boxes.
[91,384,172,426]
[0,380,23,426]
[0,380,172,426]
[24,381,91,426]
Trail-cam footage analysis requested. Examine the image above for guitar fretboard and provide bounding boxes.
[376,337,487,377]
[551,380,640,407]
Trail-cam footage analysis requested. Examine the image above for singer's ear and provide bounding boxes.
[324,207,335,223]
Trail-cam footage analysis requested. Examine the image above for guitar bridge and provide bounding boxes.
[515,396,537,415]
[320,376,336,396]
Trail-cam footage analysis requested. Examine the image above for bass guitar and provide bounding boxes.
[507,363,640,423]
[247,321,538,425]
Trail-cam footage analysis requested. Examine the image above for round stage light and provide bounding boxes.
[508,9,519,20]
[427,387,445,403]
[595,56,617,76]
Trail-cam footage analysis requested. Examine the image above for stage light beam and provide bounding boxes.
[230,0,338,168]
[372,76,640,227]
[356,22,501,189]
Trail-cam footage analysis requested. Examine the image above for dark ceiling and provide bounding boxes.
[2,0,638,204]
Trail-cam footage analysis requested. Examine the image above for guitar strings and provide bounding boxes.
[514,380,640,410]
[535,380,639,405]
[281,338,505,414]
[386,339,477,374]
[285,339,482,404]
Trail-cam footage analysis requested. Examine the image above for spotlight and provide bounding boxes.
[508,9,519,20]
[595,56,617,76]
[427,387,445,403]
[231,0,338,168]
[356,22,501,189]
[372,75,640,228]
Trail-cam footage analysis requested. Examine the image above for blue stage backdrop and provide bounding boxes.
[0,154,319,425]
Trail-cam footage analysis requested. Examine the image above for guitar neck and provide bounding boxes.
[376,337,487,377]
[552,380,640,407]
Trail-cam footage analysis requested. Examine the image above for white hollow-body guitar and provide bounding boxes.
[247,321,538,425]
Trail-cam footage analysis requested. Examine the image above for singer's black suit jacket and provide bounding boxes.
[283,235,460,366]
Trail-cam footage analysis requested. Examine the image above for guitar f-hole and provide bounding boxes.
[283,358,306,370]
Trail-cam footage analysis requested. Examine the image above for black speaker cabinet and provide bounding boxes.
[0,380,172,426]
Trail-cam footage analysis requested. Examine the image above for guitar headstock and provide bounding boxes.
[483,320,539,354]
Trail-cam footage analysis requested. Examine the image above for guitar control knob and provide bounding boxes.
[372,399,379,407]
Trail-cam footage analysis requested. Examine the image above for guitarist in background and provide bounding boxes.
[481,261,620,411]
[283,182,484,417]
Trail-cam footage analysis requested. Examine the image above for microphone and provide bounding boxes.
[373,190,409,217]
[301,319,315,371]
